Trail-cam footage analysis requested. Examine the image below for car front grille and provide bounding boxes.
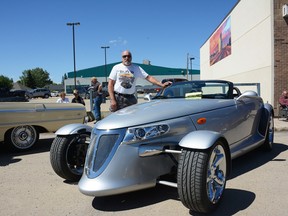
[85,128,126,178]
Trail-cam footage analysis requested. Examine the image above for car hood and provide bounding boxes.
[96,99,235,130]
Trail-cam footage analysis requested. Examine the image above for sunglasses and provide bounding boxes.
[122,55,131,58]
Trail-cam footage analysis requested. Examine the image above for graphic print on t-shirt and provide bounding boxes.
[119,70,135,89]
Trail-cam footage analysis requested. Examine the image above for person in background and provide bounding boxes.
[108,50,171,112]
[279,90,288,107]
[89,77,103,121]
[56,92,70,103]
[71,89,85,106]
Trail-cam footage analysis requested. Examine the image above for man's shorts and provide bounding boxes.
[114,92,137,111]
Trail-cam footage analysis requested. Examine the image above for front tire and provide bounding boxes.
[177,140,227,213]
[5,125,39,151]
[50,134,90,181]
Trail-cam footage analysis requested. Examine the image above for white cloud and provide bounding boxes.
[109,37,128,46]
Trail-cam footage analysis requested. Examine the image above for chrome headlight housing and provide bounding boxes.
[123,124,170,144]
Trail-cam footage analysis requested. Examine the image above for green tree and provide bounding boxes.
[20,67,53,88]
[26,71,37,88]
[0,75,13,91]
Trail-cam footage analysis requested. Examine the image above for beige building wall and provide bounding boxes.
[200,0,274,104]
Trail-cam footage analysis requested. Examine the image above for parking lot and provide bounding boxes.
[0,132,287,216]
[0,97,288,215]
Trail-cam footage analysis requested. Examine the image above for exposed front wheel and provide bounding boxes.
[177,140,227,213]
[5,125,39,151]
[50,134,90,181]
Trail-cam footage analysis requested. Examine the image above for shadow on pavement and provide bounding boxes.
[92,184,179,211]
[92,185,255,216]
[229,142,288,179]
[0,137,54,167]
[191,189,255,216]
[91,142,287,215]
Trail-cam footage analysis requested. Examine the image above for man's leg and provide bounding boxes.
[94,96,102,121]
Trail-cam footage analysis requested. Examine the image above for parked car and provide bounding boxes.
[0,89,28,102]
[50,80,274,214]
[161,78,188,84]
[143,84,162,94]
[51,91,59,97]
[0,102,87,151]
[26,88,51,99]
[136,85,144,94]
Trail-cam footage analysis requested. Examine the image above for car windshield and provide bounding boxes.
[154,80,234,100]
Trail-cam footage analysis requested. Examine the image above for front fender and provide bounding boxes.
[258,103,274,136]
[264,103,274,115]
[55,123,93,135]
[179,130,224,150]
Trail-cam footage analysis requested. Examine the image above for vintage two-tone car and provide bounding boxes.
[50,80,274,213]
[0,102,87,151]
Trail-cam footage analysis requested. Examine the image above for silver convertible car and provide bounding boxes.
[50,80,274,214]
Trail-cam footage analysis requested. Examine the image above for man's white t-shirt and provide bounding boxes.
[109,63,148,94]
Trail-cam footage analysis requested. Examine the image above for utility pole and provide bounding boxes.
[190,57,195,81]
[186,53,189,80]
[66,22,80,89]
[101,46,110,84]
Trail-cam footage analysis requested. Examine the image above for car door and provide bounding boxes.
[190,96,262,146]
[34,89,40,97]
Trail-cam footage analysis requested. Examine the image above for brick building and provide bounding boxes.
[274,0,288,108]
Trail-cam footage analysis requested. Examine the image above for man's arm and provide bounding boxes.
[108,79,116,100]
[145,75,171,88]
[108,79,117,112]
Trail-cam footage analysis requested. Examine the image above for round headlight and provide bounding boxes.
[134,128,146,139]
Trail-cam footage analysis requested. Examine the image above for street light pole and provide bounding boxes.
[190,57,195,81]
[101,46,110,84]
[67,22,80,90]
[186,53,189,80]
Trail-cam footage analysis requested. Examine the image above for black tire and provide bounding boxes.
[50,134,90,181]
[262,113,274,151]
[177,140,227,213]
[44,94,49,99]
[5,125,39,151]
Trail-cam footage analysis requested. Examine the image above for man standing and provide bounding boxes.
[89,77,102,121]
[71,89,85,106]
[108,50,171,112]
[279,90,288,107]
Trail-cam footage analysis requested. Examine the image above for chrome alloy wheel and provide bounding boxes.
[10,125,38,150]
[206,144,227,204]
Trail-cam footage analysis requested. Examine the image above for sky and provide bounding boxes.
[0,0,238,84]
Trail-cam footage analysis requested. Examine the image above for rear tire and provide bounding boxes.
[177,140,227,213]
[262,112,274,151]
[50,134,90,181]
